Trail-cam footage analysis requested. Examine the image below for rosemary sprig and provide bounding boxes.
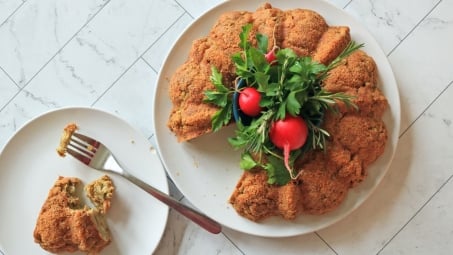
[204,24,361,185]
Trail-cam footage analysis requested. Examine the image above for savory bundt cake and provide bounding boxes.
[168,3,351,142]
[33,175,115,254]
[167,3,388,221]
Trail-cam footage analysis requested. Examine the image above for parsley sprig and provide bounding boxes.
[204,24,361,185]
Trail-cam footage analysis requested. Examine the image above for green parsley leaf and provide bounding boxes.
[240,152,258,170]
[204,66,233,131]
[286,91,302,116]
[239,24,252,50]
[205,24,362,185]
[276,101,287,120]
[264,156,291,185]
[211,100,232,132]
[249,47,268,73]
[254,72,269,91]
[256,33,268,53]
[209,66,229,93]
[204,90,228,107]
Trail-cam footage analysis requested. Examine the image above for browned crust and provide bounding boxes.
[229,50,389,221]
[167,3,388,222]
[34,176,113,254]
[313,26,351,65]
[168,3,351,142]
[228,171,279,221]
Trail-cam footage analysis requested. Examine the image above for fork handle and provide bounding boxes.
[121,171,222,234]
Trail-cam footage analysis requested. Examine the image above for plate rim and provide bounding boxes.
[0,106,169,254]
[153,0,400,237]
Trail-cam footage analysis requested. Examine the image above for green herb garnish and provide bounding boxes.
[204,24,361,185]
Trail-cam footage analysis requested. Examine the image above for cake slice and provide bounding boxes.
[34,175,114,255]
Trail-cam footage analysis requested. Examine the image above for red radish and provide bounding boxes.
[265,46,278,64]
[269,115,308,175]
[239,87,263,117]
[265,50,276,64]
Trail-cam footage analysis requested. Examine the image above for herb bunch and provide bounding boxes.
[204,24,361,185]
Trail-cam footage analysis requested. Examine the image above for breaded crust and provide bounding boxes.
[229,171,279,221]
[280,8,328,56]
[229,47,388,221]
[313,26,351,64]
[34,176,114,254]
[167,3,388,221]
[168,3,351,142]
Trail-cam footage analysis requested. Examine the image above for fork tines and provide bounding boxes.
[66,132,101,165]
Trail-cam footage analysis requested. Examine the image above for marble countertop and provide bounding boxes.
[1,0,452,254]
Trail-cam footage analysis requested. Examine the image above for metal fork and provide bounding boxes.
[66,132,222,234]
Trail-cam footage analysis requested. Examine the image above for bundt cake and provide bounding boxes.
[167,3,388,221]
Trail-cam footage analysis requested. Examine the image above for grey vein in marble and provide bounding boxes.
[0,69,19,109]
[346,0,439,54]
[0,0,109,87]
[0,0,23,25]
[75,33,117,65]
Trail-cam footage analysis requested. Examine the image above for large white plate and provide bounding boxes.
[0,107,168,254]
[153,0,400,237]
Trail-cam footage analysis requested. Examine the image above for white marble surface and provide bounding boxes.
[1,0,452,254]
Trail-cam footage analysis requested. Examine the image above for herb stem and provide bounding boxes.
[263,146,283,160]
[205,25,362,185]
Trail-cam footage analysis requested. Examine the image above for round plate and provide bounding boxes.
[0,107,169,254]
[153,0,400,237]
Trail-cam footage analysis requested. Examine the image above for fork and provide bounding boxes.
[66,132,222,234]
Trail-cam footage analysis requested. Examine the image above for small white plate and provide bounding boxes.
[0,107,169,254]
[153,0,400,237]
